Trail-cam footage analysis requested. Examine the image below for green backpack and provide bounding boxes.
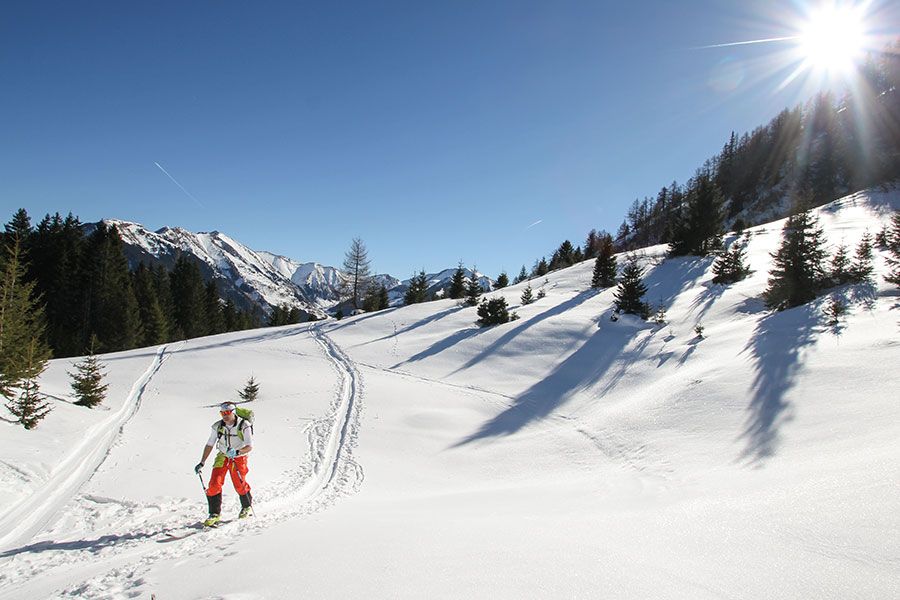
[217,406,255,443]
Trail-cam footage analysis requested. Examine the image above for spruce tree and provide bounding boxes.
[6,339,51,429]
[669,172,724,257]
[829,243,851,285]
[514,266,528,285]
[495,271,509,289]
[884,213,900,287]
[133,263,169,346]
[712,240,751,284]
[448,262,466,299]
[0,236,51,403]
[591,234,617,288]
[238,375,260,402]
[477,297,516,326]
[404,270,429,305]
[763,209,828,310]
[69,336,108,408]
[363,284,389,312]
[204,280,225,335]
[170,255,207,338]
[520,283,535,305]
[613,255,650,318]
[850,231,874,283]
[465,268,483,306]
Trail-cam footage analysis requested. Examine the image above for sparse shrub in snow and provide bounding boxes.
[694,323,705,339]
[238,375,260,402]
[613,255,650,319]
[69,336,108,408]
[477,297,518,326]
[653,302,667,325]
[536,287,547,300]
[521,283,535,305]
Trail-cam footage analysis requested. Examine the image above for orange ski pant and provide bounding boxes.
[206,456,251,496]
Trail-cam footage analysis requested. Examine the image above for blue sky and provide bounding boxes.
[2,1,896,278]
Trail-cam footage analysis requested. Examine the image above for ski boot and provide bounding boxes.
[238,507,253,519]
[203,514,221,528]
[238,492,253,519]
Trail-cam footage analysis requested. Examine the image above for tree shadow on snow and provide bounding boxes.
[447,289,600,376]
[396,324,487,366]
[643,256,715,314]
[738,305,819,466]
[360,306,467,347]
[451,319,641,447]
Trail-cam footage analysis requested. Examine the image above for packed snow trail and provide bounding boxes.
[0,344,173,553]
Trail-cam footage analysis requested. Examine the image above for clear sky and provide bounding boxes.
[2,1,897,278]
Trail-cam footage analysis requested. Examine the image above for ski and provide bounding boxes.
[156,520,229,543]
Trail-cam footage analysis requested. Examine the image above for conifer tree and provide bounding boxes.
[591,234,617,288]
[0,236,51,402]
[204,280,225,335]
[477,297,516,326]
[238,375,260,402]
[613,255,650,318]
[850,231,874,283]
[133,263,169,346]
[6,339,51,429]
[465,267,483,307]
[404,270,429,305]
[69,336,108,408]
[170,255,207,339]
[669,172,724,257]
[495,271,509,289]
[514,266,528,285]
[829,243,851,285]
[712,240,751,284]
[341,237,373,310]
[533,258,549,277]
[763,209,828,310]
[448,262,466,299]
[520,283,534,305]
[884,213,900,287]
[363,284,389,312]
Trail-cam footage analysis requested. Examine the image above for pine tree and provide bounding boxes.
[170,255,207,339]
[341,237,373,310]
[69,336,108,408]
[591,234,617,288]
[404,270,429,305]
[712,240,751,285]
[465,267,483,306]
[850,231,874,283]
[495,271,509,289]
[448,262,466,299]
[613,255,650,318]
[6,339,51,429]
[3,209,33,248]
[238,376,260,402]
[514,266,528,284]
[829,243,851,285]
[363,284,389,312]
[764,209,828,310]
[133,263,169,346]
[476,297,516,326]
[669,172,724,257]
[533,258,549,277]
[884,213,900,287]
[520,283,535,305]
[204,280,225,335]
[0,236,52,403]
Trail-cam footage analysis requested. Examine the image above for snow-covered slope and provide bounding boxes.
[2,190,899,599]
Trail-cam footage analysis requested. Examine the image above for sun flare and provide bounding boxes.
[798,5,866,75]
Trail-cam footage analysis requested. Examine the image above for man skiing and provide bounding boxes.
[194,402,253,526]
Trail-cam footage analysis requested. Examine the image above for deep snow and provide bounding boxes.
[1,190,899,599]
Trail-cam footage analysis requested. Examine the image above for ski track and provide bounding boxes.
[0,344,174,555]
[0,327,365,600]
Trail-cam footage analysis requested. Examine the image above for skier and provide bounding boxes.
[194,402,253,526]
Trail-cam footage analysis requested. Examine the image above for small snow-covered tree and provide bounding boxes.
[824,296,848,326]
[763,209,828,310]
[448,262,466,299]
[884,212,900,287]
[495,271,509,289]
[70,336,108,408]
[238,375,260,402]
[850,231,874,283]
[476,297,517,327]
[465,268,483,307]
[712,240,751,285]
[828,243,852,286]
[591,233,617,289]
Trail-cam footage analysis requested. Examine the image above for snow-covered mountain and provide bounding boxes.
[111,219,496,314]
[5,190,898,598]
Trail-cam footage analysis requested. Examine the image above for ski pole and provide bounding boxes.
[198,471,206,493]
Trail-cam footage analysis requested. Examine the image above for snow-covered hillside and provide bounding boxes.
[2,190,899,599]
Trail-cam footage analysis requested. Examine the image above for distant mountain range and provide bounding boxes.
[106,220,493,317]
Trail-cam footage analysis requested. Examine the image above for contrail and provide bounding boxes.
[525,220,543,231]
[154,162,204,207]
[694,35,799,50]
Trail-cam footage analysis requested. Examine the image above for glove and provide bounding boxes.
[194,462,204,474]
[225,448,238,459]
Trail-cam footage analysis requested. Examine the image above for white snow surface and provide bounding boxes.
[2,190,899,599]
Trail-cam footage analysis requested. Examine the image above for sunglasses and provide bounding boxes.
[220,409,234,416]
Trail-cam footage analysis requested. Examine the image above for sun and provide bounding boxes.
[798,5,866,75]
